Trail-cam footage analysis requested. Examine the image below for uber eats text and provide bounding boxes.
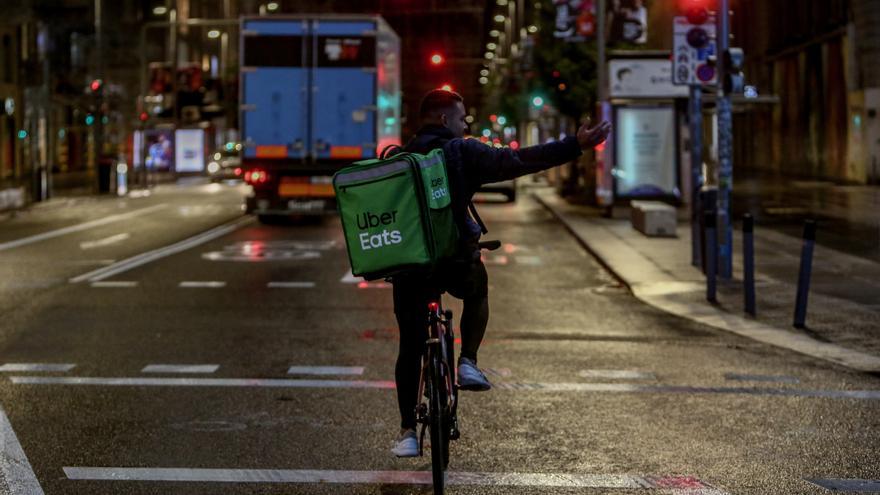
[357,210,402,250]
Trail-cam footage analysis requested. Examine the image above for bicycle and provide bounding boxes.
[414,239,501,495]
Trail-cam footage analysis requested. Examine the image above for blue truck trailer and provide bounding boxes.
[239,15,401,220]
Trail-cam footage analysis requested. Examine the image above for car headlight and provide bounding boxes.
[207,161,220,174]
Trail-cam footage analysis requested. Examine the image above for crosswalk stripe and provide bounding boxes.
[61,467,727,492]
[0,363,75,372]
[179,281,226,288]
[267,282,315,288]
[287,366,364,376]
[142,364,219,374]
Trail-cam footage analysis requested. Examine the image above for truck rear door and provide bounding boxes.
[311,20,377,161]
[241,20,308,160]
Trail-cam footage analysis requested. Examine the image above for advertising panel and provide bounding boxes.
[614,106,678,198]
[175,129,205,173]
[609,59,689,98]
[143,130,174,172]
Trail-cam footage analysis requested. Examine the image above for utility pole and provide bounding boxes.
[94,0,104,182]
[715,0,733,278]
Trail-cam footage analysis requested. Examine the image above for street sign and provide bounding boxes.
[672,16,716,85]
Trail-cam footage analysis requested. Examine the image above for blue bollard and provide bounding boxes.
[705,210,717,303]
[793,220,817,328]
[743,214,756,316]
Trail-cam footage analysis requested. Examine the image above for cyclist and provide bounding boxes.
[391,89,611,456]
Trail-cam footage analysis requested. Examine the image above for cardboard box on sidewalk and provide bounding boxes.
[630,200,676,237]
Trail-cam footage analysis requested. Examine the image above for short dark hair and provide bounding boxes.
[419,89,463,121]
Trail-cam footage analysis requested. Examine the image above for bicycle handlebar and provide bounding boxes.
[478,240,502,251]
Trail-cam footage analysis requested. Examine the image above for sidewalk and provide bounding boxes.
[534,188,880,373]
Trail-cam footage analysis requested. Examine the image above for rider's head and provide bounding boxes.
[419,89,468,138]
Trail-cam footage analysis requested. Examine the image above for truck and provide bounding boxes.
[239,15,401,221]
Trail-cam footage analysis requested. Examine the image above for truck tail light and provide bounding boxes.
[245,168,270,185]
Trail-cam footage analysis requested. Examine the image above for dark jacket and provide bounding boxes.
[404,124,583,252]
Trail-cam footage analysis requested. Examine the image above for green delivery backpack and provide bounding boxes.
[334,148,459,280]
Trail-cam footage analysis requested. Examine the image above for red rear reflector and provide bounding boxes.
[330,146,363,159]
[234,167,242,176]
[255,145,287,158]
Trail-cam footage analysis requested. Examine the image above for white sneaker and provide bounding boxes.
[391,429,419,457]
[458,357,492,391]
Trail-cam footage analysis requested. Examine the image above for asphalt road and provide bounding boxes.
[0,180,878,494]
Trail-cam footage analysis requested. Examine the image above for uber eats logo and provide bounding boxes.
[431,177,448,200]
[356,210,402,250]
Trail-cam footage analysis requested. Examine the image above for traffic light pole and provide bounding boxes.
[716,0,733,279]
[690,84,703,267]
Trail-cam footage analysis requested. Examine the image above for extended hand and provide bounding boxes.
[577,118,612,150]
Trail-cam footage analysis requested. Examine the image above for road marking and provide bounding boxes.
[724,373,800,384]
[805,479,880,491]
[287,366,364,376]
[61,467,726,492]
[514,255,543,266]
[340,270,360,283]
[90,281,138,288]
[0,204,167,252]
[0,405,45,494]
[483,367,512,377]
[142,364,220,374]
[179,281,226,288]
[267,281,315,289]
[79,233,131,250]
[11,376,395,389]
[10,376,880,400]
[0,363,75,372]
[579,370,657,380]
[69,216,254,283]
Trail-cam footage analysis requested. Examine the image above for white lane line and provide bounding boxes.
[0,405,45,494]
[69,216,254,283]
[90,281,138,288]
[287,366,364,376]
[579,370,657,380]
[724,373,800,384]
[514,255,543,266]
[806,479,880,491]
[79,232,131,250]
[60,467,726,492]
[142,364,219,374]
[179,281,226,288]
[0,204,167,252]
[0,363,75,372]
[267,281,315,289]
[340,270,360,283]
[10,376,880,400]
[10,376,395,389]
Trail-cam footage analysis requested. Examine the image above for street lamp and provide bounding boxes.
[490,30,500,37]
[494,15,505,22]
[267,2,279,11]
[152,6,167,15]
[208,30,221,39]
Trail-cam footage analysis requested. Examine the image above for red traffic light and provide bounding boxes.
[90,79,103,92]
[430,53,444,65]
[686,7,709,24]
[138,111,149,122]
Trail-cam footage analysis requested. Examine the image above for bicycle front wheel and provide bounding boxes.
[428,350,448,493]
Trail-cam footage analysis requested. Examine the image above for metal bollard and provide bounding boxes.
[704,210,717,303]
[793,220,817,328]
[743,214,756,316]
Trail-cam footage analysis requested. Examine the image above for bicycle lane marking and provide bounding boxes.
[68,216,254,283]
[61,467,728,493]
[0,405,45,494]
[0,204,167,252]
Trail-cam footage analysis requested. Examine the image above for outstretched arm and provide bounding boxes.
[462,119,612,185]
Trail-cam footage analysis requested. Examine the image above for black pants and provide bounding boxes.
[391,259,489,430]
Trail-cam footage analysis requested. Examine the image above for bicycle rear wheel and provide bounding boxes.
[428,349,448,493]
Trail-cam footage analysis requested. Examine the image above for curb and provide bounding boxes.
[534,192,880,373]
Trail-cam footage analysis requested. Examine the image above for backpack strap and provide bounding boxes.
[468,202,488,235]
[379,144,404,159]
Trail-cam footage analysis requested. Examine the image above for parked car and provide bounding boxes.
[480,178,517,202]
[207,145,242,182]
